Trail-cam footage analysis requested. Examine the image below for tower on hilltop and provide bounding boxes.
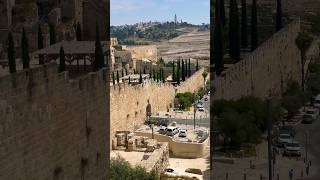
[174,14,177,24]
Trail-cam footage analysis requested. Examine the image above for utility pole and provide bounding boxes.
[267,99,273,180]
[193,92,196,129]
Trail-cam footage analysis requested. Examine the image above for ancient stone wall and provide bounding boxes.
[0,0,15,29]
[213,21,302,100]
[0,64,109,179]
[110,68,206,139]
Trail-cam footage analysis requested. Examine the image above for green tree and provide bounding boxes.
[177,59,181,84]
[156,71,159,82]
[162,69,165,83]
[251,0,258,51]
[276,0,283,31]
[196,59,199,71]
[296,32,313,90]
[49,24,56,45]
[139,71,143,84]
[153,69,156,81]
[59,46,66,72]
[241,0,248,48]
[76,22,82,41]
[21,28,30,69]
[175,92,195,110]
[229,0,240,62]
[134,69,136,74]
[7,32,16,74]
[172,61,175,81]
[220,0,226,27]
[93,23,104,71]
[112,72,115,85]
[188,59,191,77]
[116,71,119,83]
[182,59,185,81]
[143,67,146,74]
[122,69,124,77]
[128,76,131,84]
[149,69,152,80]
[38,24,44,64]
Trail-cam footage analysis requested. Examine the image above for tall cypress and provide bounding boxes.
[7,32,16,74]
[172,61,175,82]
[214,0,224,76]
[112,72,115,85]
[276,0,283,31]
[21,28,30,69]
[59,46,66,72]
[184,61,188,78]
[38,24,44,64]
[134,69,136,74]
[122,69,124,77]
[153,69,156,81]
[229,0,240,62]
[162,69,165,83]
[143,67,146,74]
[182,59,185,81]
[76,22,82,41]
[188,59,191,77]
[156,72,159,82]
[139,71,143,84]
[177,59,181,84]
[220,0,226,27]
[196,59,199,71]
[241,0,248,48]
[128,76,131,84]
[251,0,258,51]
[149,70,152,80]
[49,24,56,45]
[94,23,104,71]
[116,71,119,83]
[125,68,128,75]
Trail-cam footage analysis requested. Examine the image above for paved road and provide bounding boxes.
[293,118,320,179]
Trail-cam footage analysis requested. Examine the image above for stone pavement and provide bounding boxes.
[212,141,307,180]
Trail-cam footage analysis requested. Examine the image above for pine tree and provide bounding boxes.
[76,22,82,41]
[59,46,66,72]
[177,59,181,84]
[38,24,44,64]
[139,71,143,84]
[229,0,240,62]
[181,59,185,81]
[21,28,30,69]
[241,0,248,48]
[116,71,119,83]
[94,23,104,71]
[214,1,225,76]
[112,72,115,85]
[251,0,258,51]
[276,0,283,31]
[49,24,56,45]
[7,32,16,74]
[172,61,175,82]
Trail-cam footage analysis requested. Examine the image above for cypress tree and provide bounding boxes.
[49,24,56,45]
[59,46,66,72]
[139,71,143,84]
[172,61,175,82]
[116,71,119,83]
[125,68,128,75]
[220,0,226,27]
[214,1,225,76]
[134,69,136,74]
[7,32,16,74]
[196,59,199,71]
[21,28,30,69]
[122,69,124,77]
[143,67,146,74]
[182,59,185,81]
[276,0,283,31]
[94,23,104,71]
[149,70,152,80]
[241,0,248,48]
[76,22,82,41]
[38,24,44,64]
[162,69,165,83]
[229,0,240,62]
[177,59,181,84]
[153,69,156,81]
[156,71,159,82]
[185,61,188,78]
[112,72,115,85]
[251,0,258,51]
[128,76,131,84]
[188,59,191,77]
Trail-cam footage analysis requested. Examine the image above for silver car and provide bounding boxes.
[283,141,301,156]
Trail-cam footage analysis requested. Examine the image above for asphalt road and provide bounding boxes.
[293,118,320,179]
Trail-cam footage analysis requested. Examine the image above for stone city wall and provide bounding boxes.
[0,63,109,179]
[122,45,158,62]
[213,21,302,100]
[177,68,205,93]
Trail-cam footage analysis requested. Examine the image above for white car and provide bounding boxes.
[179,129,187,137]
[166,126,179,136]
[158,126,167,134]
[283,141,301,156]
[198,107,205,111]
[197,103,203,108]
[314,94,320,108]
[302,108,319,123]
[278,134,293,147]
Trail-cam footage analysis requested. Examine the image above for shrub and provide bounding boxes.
[175,92,195,110]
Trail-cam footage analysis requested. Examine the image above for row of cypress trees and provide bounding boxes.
[171,58,197,84]
[214,0,283,75]
[7,22,104,74]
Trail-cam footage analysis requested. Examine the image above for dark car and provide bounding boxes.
[279,126,295,137]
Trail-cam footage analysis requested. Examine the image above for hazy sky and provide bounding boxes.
[111,0,210,26]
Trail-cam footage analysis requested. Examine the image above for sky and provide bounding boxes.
[111,0,210,26]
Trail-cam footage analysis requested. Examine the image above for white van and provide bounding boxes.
[314,94,320,108]
[166,126,179,136]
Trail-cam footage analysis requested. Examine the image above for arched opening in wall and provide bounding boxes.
[136,101,139,106]
[53,166,64,180]
[135,111,138,117]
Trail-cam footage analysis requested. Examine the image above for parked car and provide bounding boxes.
[208,91,210,95]
[278,134,293,147]
[279,126,296,137]
[283,141,301,156]
[314,94,320,108]
[302,108,319,124]
[179,129,187,137]
[159,126,167,134]
[198,107,205,111]
[197,103,203,108]
[166,126,179,136]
